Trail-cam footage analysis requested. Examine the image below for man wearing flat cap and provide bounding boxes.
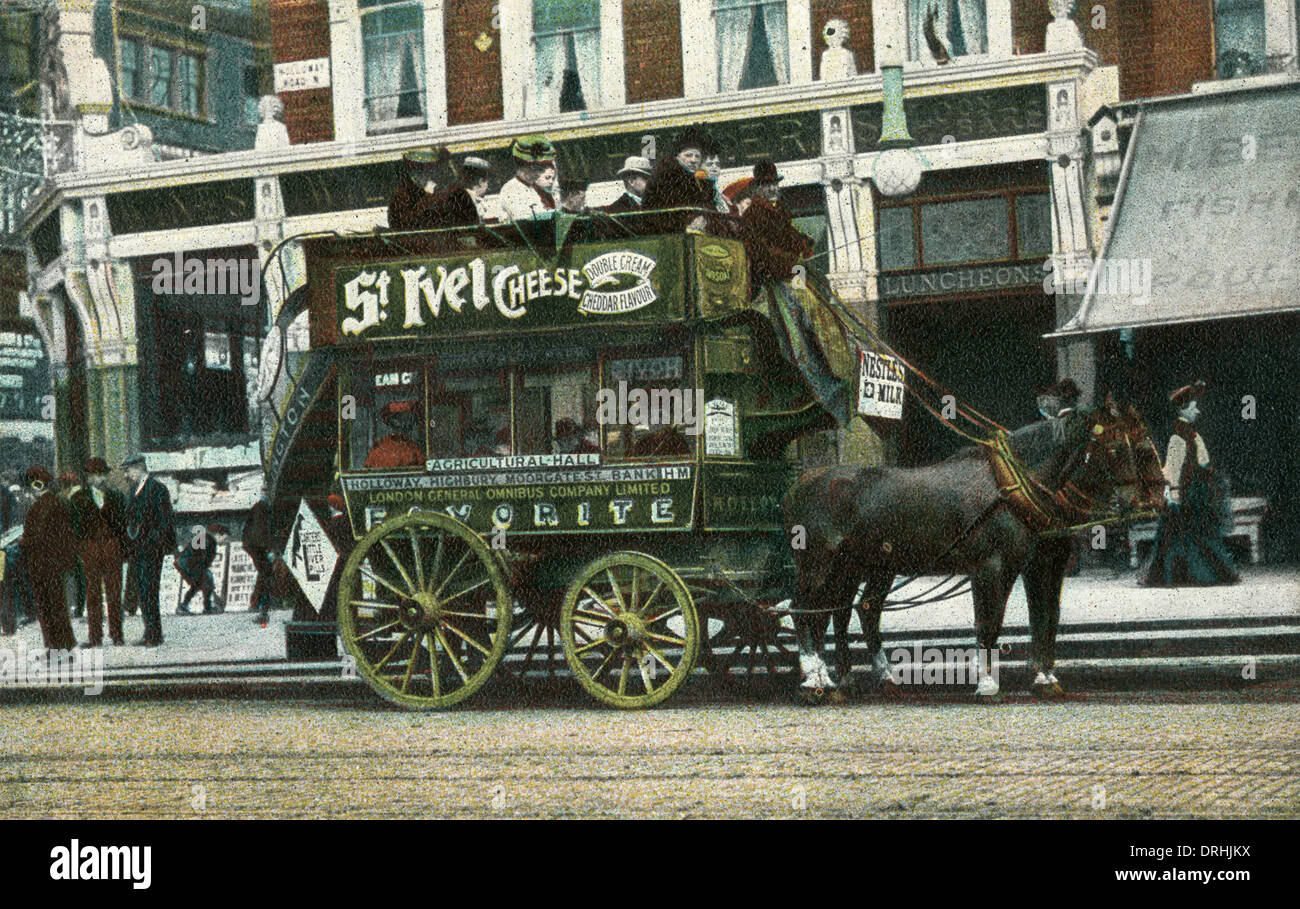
[389,146,455,231]
[1143,380,1239,586]
[71,457,127,645]
[19,465,78,650]
[122,454,177,646]
[365,400,426,469]
[643,127,719,217]
[428,156,495,229]
[498,135,559,221]
[602,156,653,214]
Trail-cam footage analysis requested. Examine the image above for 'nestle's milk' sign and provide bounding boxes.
[857,351,906,421]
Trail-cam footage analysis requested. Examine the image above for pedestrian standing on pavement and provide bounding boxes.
[72,458,127,646]
[244,493,278,626]
[177,524,229,615]
[122,455,177,647]
[58,471,89,619]
[1,478,36,634]
[18,466,77,650]
[1142,381,1240,586]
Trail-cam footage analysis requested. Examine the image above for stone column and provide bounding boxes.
[1045,79,1097,403]
[422,0,449,129]
[329,0,365,142]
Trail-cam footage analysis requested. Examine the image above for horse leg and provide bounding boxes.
[971,559,1012,698]
[1025,537,1069,697]
[855,571,897,687]
[792,573,835,700]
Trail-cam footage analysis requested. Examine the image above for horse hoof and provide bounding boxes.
[974,677,1000,699]
[1031,681,1066,699]
[826,687,848,704]
[798,687,827,706]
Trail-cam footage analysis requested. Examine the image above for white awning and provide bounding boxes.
[1049,87,1300,337]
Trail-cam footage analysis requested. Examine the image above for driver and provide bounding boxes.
[364,401,426,469]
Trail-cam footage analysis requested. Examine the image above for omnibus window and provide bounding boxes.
[602,353,697,460]
[349,364,427,470]
[515,364,600,456]
[431,372,511,459]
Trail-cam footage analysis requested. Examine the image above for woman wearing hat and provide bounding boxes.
[388,146,454,231]
[18,466,78,650]
[364,400,426,469]
[428,156,495,229]
[1143,381,1240,586]
[498,135,559,221]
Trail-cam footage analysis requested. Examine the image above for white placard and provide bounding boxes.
[704,399,739,457]
[856,351,906,421]
[273,58,330,93]
[204,332,232,370]
[282,501,339,611]
[225,546,258,612]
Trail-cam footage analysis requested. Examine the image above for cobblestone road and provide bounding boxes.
[2,680,1297,819]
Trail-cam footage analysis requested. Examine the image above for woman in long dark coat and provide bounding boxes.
[1143,381,1240,586]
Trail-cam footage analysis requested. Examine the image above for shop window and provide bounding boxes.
[1014,192,1053,260]
[118,36,205,117]
[908,0,987,64]
[531,0,601,115]
[0,12,38,117]
[717,0,789,92]
[601,353,698,460]
[361,0,426,134]
[878,206,917,270]
[920,197,1009,265]
[1214,0,1266,77]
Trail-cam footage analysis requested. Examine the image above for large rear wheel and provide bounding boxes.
[337,512,511,709]
[559,552,699,709]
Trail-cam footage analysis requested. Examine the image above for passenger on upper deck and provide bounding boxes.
[737,160,813,284]
[601,156,652,214]
[643,127,719,229]
[427,156,494,229]
[498,135,559,221]
[388,146,454,231]
[558,176,589,214]
[364,401,426,469]
[701,152,731,214]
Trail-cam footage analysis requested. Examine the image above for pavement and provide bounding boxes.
[1,566,1296,689]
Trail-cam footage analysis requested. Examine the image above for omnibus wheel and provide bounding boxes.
[559,552,700,709]
[337,512,511,709]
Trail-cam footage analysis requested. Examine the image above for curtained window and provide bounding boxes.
[531,0,601,116]
[908,0,987,63]
[361,0,426,134]
[716,0,789,92]
[116,36,207,117]
[1214,0,1266,78]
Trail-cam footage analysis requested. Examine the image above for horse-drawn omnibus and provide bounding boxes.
[259,214,1163,710]
[261,214,853,709]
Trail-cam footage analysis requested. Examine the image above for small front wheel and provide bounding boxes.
[559,552,699,709]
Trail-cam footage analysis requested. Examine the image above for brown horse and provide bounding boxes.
[783,400,1164,700]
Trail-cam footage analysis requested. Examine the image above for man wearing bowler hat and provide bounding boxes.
[18,466,77,650]
[122,454,177,646]
[70,458,127,645]
[603,156,652,213]
[737,159,814,284]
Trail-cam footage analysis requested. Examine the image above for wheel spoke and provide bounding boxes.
[434,628,471,684]
[439,575,491,607]
[441,609,496,621]
[644,630,687,647]
[442,619,492,657]
[580,586,616,616]
[350,599,402,611]
[520,622,544,674]
[410,531,426,593]
[573,636,609,656]
[399,638,419,692]
[605,568,627,612]
[644,604,682,625]
[425,633,441,698]
[629,566,641,614]
[617,654,630,695]
[638,578,667,617]
[373,629,415,672]
[643,641,677,675]
[360,565,410,601]
[429,534,445,587]
[379,539,418,596]
[431,547,474,600]
[355,619,403,642]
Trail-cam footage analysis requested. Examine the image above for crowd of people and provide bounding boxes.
[0,456,293,655]
[386,127,815,285]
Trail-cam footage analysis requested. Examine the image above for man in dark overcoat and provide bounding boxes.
[18,466,77,650]
[122,455,177,647]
